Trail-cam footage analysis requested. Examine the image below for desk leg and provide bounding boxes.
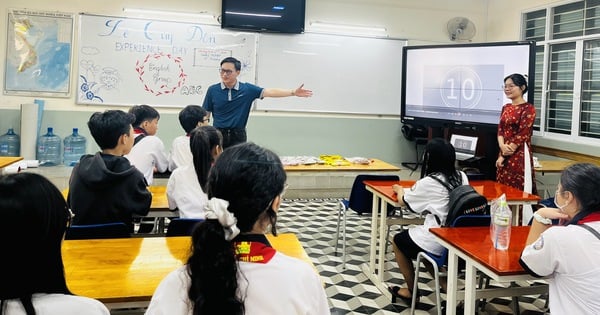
[446,248,459,315]
[377,198,387,282]
[464,261,477,315]
[369,195,380,272]
[510,203,529,226]
[157,218,166,235]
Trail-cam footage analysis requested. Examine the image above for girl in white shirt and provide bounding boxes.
[0,173,109,315]
[388,138,468,303]
[147,142,329,315]
[521,163,600,314]
[167,126,222,218]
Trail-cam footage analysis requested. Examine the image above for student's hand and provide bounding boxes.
[392,184,402,194]
[294,84,313,97]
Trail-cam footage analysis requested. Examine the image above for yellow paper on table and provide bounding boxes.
[319,155,351,166]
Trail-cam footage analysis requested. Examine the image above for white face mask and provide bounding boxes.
[554,189,568,212]
[554,198,568,212]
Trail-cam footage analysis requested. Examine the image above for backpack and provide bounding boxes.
[429,173,489,226]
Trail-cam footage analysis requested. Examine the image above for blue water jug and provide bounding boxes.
[0,128,20,157]
[63,128,87,166]
[37,127,62,166]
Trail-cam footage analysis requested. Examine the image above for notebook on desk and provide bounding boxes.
[450,134,478,161]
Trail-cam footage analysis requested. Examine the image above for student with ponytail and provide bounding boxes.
[167,125,223,219]
[147,142,329,315]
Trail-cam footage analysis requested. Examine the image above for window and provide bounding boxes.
[524,0,600,141]
[582,39,600,137]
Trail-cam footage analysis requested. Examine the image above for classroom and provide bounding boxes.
[1,0,600,314]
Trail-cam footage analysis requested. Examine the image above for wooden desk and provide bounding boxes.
[431,226,548,315]
[361,180,540,299]
[62,233,311,309]
[283,158,399,172]
[535,160,575,175]
[62,186,175,216]
[0,156,23,168]
[365,180,540,205]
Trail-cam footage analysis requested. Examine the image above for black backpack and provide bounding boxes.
[429,173,489,226]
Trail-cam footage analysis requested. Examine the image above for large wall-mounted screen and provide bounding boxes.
[401,41,535,128]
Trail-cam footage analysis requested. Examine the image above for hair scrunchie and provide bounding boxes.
[204,198,240,241]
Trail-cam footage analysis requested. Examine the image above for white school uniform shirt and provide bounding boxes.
[3,293,110,315]
[521,222,600,314]
[404,171,469,256]
[145,252,330,315]
[126,135,169,185]
[166,164,208,219]
[168,135,192,172]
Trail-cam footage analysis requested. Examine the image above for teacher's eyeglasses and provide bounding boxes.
[219,68,234,75]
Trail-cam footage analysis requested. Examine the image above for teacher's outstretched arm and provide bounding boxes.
[262,84,313,98]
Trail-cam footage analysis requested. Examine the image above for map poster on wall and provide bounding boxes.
[77,14,257,107]
[4,9,74,97]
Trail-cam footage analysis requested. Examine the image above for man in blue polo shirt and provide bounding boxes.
[202,57,312,149]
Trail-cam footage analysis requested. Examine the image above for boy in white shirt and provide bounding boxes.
[168,105,210,172]
[126,104,169,186]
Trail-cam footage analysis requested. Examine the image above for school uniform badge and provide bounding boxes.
[533,235,544,250]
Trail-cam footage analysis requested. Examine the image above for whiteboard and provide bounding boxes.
[77,14,257,107]
[256,33,406,115]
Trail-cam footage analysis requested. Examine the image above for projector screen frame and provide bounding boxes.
[400,41,536,130]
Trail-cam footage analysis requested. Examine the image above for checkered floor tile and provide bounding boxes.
[277,198,550,315]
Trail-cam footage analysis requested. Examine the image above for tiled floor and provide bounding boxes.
[276,198,550,315]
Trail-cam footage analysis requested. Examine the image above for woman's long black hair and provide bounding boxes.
[420,137,461,186]
[190,126,222,190]
[187,142,286,315]
[0,173,71,315]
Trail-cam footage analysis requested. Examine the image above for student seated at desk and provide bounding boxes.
[126,104,169,185]
[147,143,329,315]
[388,138,469,303]
[68,110,151,232]
[167,126,222,218]
[521,163,600,314]
[168,105,210,172]
[0,173,109,315]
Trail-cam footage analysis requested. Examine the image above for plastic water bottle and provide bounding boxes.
[492,200,512,250]
[63,128,87,166]
[0,128,20,157]
[37,127,62,166]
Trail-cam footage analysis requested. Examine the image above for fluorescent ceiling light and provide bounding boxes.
[225,11,281,18]
[123,8,215,20]
[309,21,387,37]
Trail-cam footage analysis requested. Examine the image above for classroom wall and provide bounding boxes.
[0,0,493,165]
[6,0,593,165]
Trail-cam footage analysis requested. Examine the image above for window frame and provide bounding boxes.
[523,0,600,145]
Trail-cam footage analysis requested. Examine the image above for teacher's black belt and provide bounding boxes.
[216,128,245,135]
